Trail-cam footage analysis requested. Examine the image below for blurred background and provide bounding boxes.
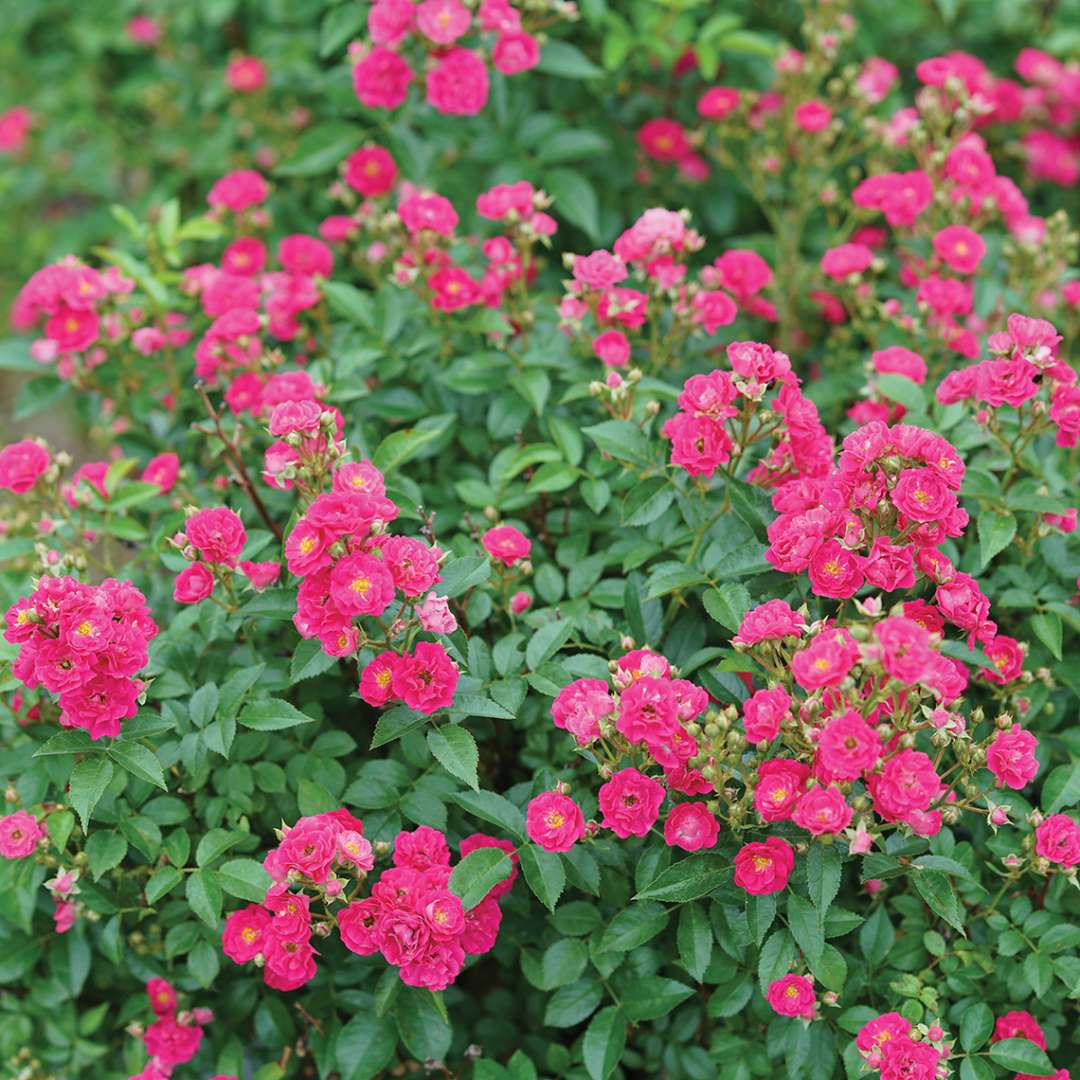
[2,0,1078,444]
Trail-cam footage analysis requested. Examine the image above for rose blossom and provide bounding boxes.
[766,974,815,1019]
[733,836,795,895]
[597,768,665,838]
[526,792,585,852]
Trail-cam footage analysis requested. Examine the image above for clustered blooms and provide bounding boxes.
[559,209,780,382]
[350,0,576,116]
[279,456,460,713]
[171,505,269,604]
[3,575,157,739]
[126,978,220,1080]
[326,155,557,321]
[660,340,833,480]
[0,810,82,933]
[937,313,1079,449]
[541,648,717,851]
[222,812,514,993]
[8,256,177,381]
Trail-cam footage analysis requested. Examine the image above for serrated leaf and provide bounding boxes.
[239,698,317,731]
[519,845,565,912]
[108,742,166,790]
[427,725,479,790]
[69,757,115,833]
[450,848,513,910]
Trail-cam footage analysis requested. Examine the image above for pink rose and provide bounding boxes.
[0,440,50,494]
[816,711,882,781]
[526,792,585,852]
[482,525,531,567]
[766,974,815,1019]
[597,768,665,838]
[742,686,791,743]
[792,785,852,836]
[986,723,1039,790]
[735,600,805,646]
[0,811,43,858]
[185,506,247,566]
[733,836,795,895]
[1034,814,1080,867]
[392,642,458,714]
[173,562,215,605]
[663,802,719,852]
[754,759,809,823]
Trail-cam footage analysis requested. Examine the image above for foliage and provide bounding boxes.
[1,2,1079,1079]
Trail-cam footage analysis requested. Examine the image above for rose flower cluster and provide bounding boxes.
[222,811,514,994]
[350,0,576,117]
[325,150,557,321]
[3,575,157,739]
[126,977,225,1080]
[661,339,833,482]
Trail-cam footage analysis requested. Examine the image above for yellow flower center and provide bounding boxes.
[350,576,370,596]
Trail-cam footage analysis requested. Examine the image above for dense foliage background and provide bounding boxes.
[1,1,1079,1079]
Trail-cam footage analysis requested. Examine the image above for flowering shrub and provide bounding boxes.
[2,2,1080,1079]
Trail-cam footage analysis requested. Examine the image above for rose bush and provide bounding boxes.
[2,1,1080,1079]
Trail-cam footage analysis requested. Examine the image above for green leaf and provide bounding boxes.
[449,847,513,910]
[519,845,565,911]
[370,706,427,749]
[978,511,1017,568]
[601,902,669,952]
[959,1002,993,1051]
[188,682,219,729]
[582,420,653,466]
[69,757,115,833]
[291,639,339,682]
[217,858,273,904]
[912,870,965,935]
[859,906,894,967]
[372,415,455,474]
[536,40,604,79]
[620,476,675,527]
[1043,762,1080,815]
[146,866,184,905]
[1031,611,1063,661]
[545,167,600,242]
[786,894,824,964]
[582,1006,625,1080]
[435,555,491,597]
[621,977,694,1022]
[238,698,317,731]
[195,828,243,868]
[86,830,128,879]
[320,3,364,56]
[877,373,927,414]
[336,1012,398,1080]
[186,869,223,928]
[702,582,751,631]
[34,730,98,757]
[526,619,575,670]
[274,121,357,177]
[108,742,166,790]
[188,939,220,990]
[450,789,525,840]
[427,726,479,790]
[807,844,842,914]
[987,1038,1055,1076]
[757,929,795,993]
[545,979,603,1027]
[634,854,731,902]
[15,375,69,420]
[677,903,713,982]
